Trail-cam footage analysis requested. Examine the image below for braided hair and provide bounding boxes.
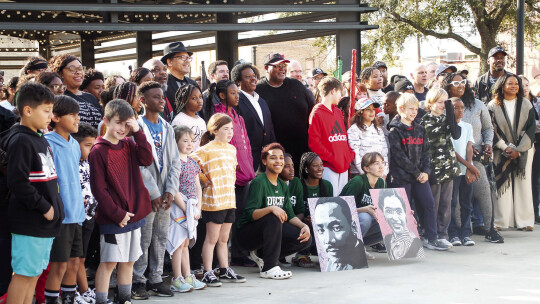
[130,67,153,85]
[113,82,137,108]
[203,79,236,122]
[298,152,327,203]
[174,83,199,117]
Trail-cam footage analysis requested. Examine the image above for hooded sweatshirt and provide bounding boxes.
[88,129,153,234]
[45,131,85,224]
[308,103,355,173]
[0,124,65,237]
[387,116,432,186]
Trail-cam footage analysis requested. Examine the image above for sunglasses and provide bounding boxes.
[49,84,67,91]
[450,80,467,87]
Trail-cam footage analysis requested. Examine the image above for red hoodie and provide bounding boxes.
[309,103,355,173]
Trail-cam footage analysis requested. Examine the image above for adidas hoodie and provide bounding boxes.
[308,103,355,173]
[0,124,65,237]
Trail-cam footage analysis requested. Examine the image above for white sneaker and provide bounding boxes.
[438,238,453,248]
[449,237,462,246]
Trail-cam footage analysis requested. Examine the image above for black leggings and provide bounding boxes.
[237,214,311,272]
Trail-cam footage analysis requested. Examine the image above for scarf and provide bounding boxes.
[488,98,536,195]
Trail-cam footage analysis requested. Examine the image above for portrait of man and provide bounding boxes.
[371,188,425,260]
[309,196,368,272]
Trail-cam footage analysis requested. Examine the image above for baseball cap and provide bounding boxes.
[435,64,457,77]
[488,46,508,58]
[373,61,387,69]
[265,53,290,66]
[394,79,415,93]
[312,68,328,77]
[354,97,380,111]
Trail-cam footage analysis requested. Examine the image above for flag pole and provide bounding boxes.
[349,49,357,122]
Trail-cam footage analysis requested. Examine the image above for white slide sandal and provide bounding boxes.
[260,266,292,280]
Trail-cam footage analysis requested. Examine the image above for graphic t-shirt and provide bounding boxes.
[79,159,97,220]
[142,117,164,170]
[286,177,304,215]
[238,173,296,228]
[340,174,386,208]
[303,179,333,216]
[172,112,207,151]
[179,156,201,200]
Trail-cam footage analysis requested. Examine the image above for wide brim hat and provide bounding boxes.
[161,41,193,64]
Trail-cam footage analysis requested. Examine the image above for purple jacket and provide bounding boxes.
[215,104,255,186]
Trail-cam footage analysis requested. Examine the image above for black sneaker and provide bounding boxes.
[147,282,174,297]
[130,283,149,300]
[219,267,247,283]
[535,215,540,224]
[201,270,222,287]
[472,226,487,236]
[485,230,504,243]
[370,243,387,253]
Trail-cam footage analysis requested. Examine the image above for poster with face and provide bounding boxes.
[308,196,368,272]
[370,188,425,260]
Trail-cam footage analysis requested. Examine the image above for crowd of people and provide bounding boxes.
[0,41,539,304]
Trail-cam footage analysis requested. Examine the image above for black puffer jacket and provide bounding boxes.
[387,116,432,186]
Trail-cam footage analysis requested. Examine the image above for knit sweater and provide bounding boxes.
[461,98,494,151]
[191,140,237,211]
[88,130,153,234]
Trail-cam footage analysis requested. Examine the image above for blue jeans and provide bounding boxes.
[398,182,437,241]
[358,212,382,246]
[532,146,540,217]
[448,176,473,239]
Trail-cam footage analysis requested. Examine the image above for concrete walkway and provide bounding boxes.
[149,229,540,304]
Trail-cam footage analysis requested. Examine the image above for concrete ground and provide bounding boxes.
[149,229,540,304]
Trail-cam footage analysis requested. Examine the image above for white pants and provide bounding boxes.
[322,167,349,196]
[494,148,535,229]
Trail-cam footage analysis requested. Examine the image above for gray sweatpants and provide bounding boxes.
[431,181,453,240]
[471,161,493,231]
[133,208,170,284]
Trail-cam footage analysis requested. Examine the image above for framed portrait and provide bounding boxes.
[308,196,368,272]
[370,188,425,260]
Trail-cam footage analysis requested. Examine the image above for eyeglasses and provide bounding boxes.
[270,63,287,69]
[65,66,85,74]
[450,80,467,87]
[151,67,168,74]
[49,84,67,91]
[173,55,193,62]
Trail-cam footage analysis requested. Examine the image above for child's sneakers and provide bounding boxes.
[170,276,194,293]
[219,267,246,283]
[292,254,315,268]
[185,274,207,290]
[81,288,96,304]
[201,270,222,287]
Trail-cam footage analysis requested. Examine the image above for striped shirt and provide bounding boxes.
[190,140,237,211]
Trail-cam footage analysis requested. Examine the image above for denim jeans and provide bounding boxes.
[357,212,383,246]
[448,176,473,239]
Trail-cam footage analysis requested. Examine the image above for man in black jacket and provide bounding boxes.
[474,46,508,104]
[161,42,199,122]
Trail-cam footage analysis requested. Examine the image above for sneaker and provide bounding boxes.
[201,270,222,287]
[130,283,149,300]
[185,274,206,290]
[230,256,258,267]
[291,255,315,268]
[147,282,174,297]
[370,243,387,253]
[472,226,487,236]
[426,239,451,251]
[438,238,453,248]
[278,257,291,267]
[485,230,504,243]
[249,250,264,271]
[81,289,96,304]
[219,267,246,283]
[75,293,89,304]
[422,238,428,248]
[192,268,204,280]
[170,276,193,293]
[462,237,475,246]
[449,237,462,246]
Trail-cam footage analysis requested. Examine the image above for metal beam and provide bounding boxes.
[0,3,378,13]
[0,22,378,31]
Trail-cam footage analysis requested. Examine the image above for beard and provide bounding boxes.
[161,83,168,93]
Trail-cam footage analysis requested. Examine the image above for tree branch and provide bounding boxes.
[491,0,512,26]
[386,10,482,55]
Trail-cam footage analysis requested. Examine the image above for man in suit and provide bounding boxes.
[161,41,199,122]
[231,62,276,172]
[378,189,424,260]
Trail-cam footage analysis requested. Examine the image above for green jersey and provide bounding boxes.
[340,174,386,208]
[287,177,305,215]
[303,179,333,216]
[238,173,296,229]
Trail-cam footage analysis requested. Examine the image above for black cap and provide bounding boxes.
[488,46,507,58]
[264,53,290,66]
[372,61,387,69]
[311,68,327,77]
[161,42,193,64]
[394,79,415,93]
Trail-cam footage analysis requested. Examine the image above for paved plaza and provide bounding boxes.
[146,228,540,304]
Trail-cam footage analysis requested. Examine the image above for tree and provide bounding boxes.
[360,0,540,74]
